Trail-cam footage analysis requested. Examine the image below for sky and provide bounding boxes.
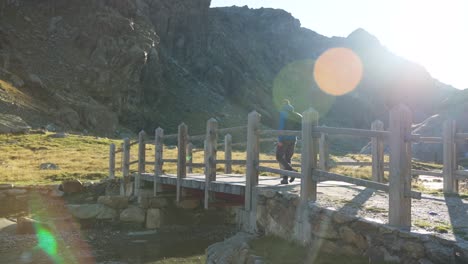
[211,0,468,89]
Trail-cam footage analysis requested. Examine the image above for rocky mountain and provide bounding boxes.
[0,0,458,145]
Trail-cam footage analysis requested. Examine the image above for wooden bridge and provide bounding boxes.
[108,105,468,230]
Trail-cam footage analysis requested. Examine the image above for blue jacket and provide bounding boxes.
[278,104,300,142]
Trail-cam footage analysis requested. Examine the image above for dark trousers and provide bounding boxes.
[276,141,296,173]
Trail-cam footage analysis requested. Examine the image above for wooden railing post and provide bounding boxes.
[443,119,458,194]
[371,120,385,183]
[318,133,329,171]
[136,130,146,197]
[177,123,188,203]
[245,111,260,211]
[301,108,319,202]
[389,105,412,229]
[187,143,193,174]
[154,127,164,196]
[122,138,130,177]
[204,118,218,209]
[121,138,130,196]
[225,134,232,174]
[109,143,115,179]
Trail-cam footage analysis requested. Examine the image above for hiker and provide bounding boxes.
[276,99,302,184]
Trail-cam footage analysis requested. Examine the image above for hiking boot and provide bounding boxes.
[280,176,289,184]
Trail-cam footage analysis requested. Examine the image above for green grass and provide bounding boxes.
[414,220,452,234]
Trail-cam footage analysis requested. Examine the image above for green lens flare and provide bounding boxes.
[35,224,64,263]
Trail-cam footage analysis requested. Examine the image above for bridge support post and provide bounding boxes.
[371,120,385,183]
[121,138,130,196]
[109,143,115,179]
[224,134,232,174]
[443,119,458,194]
[389,105,412,229]
[243,111,260,232]
[154,127,164,196]
[301,108,319,202]
[204,118,218,209]
[177,123,188,203]
[136,130,146,197]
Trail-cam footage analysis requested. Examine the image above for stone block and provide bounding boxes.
[0,184,13,190]
[120,206,145,223]
[96,206,117,220]
[146,209,162,229]
[67,204,101,219]
[61,179,84,194]
[177,199,200,209]
[339,226,367,250]
[97,195,128,209]
[6,189,27,196]
[403,241,425,259]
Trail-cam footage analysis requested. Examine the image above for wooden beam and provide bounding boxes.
[245,111,260,211]
[224,134,232,174]
[204,118,218,209]
[260,129,301,137]
[371,120,385,183]
[443,120,458,194]
[412,170,443,177]
[122,138,130,177]
[301,108,319,202]
[314,126,389,138]
[136,130,146,197]
[319,133,329,171]
[257,166,302,178]
[177,123,188,203]
[109,143,115,179]
[187,143,193,173]
[154,127,164,196]
[388,104,413,229]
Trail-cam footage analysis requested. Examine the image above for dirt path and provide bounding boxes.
[281,181,468,244]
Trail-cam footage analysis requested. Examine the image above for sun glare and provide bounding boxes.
[313,48,363,96]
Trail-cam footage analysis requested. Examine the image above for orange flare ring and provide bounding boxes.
[313,47,363,96]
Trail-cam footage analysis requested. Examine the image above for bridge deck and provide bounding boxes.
[140,173,301,195]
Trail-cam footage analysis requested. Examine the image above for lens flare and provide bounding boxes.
[313,48,363,96]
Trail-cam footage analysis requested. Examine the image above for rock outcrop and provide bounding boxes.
[0,0,457,142]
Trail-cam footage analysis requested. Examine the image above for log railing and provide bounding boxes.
[107,104,468,230]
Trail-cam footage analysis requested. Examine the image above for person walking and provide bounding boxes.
[276,100,302,184]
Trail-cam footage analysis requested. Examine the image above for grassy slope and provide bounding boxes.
[0,133,459,197]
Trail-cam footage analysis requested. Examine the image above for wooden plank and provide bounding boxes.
[109,143,115,179]
[336,161,373,166]
[217,159,246,165]
[224,134,232,174]
[388,104,412,229]
[301,108,319,202]
[129,160,138,165]
[412,169,443,177]
[371,120,385,183]
[314,126,389,138]
[455,170,468,180]
[187,143,193,173]
[319,133,329,170]
[245,111,261,211]
[189,134,206,141]
[257,166,302,178]
[122,138,130,177]
[443,120,458,193]
[129,141,139,147]
[154,127,164,196]
[162,134,178,140]
[312,170,421,199]
[260,130,301,137]
[204,118,218,209]
[456,133,468,140]
[162,159,178,163]
[177,123,188,203]
[114,149,123,154]
[418,137,443,143]
[217,126,247,135]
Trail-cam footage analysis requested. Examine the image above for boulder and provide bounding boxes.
[120,206,145,223]
[61,179,84,193]
[67,204,101,219]
[0,114,31,134]
[97,195,128,209]
[16,217,48,234]
[146,209,162,229]
[96,206,117,220]
[6,189,27,196]
[0,184,13,190]
[177,199,200,210]
[40,163,59,170]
